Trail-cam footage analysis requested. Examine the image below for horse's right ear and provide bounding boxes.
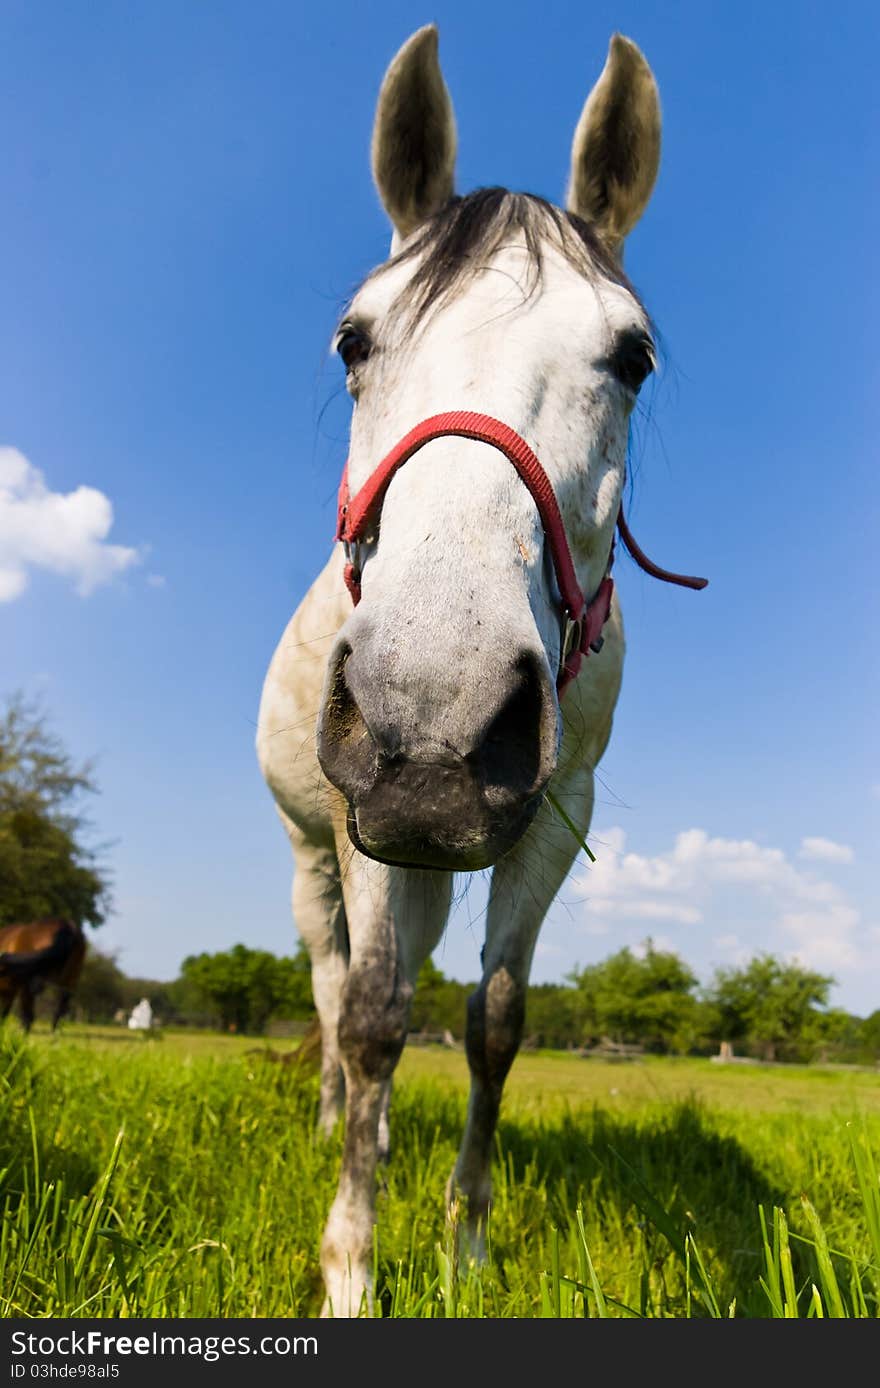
[566,34,661,258]
[371,26,457,252]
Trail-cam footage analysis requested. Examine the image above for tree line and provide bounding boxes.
[3,696,878,1064]
[73,940,315,1033]
[66,938,880,1066]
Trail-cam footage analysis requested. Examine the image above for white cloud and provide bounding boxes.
[0,567,27,601]
[0,447,140,601]
[799,836,854,864]
[607,897,702,924]
[574,826,867,977]
[533,939,566,962]
[780,904,860,970]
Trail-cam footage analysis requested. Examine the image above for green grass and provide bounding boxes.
[1,1022,879,1317]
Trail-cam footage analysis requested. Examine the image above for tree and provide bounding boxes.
[569,940,707,1053]
[860,1010,880,1059]
[409,958,469,1037]
[180,942,314,1034]
[801,1006,865,1064]
[707,955,833,1061]
[524,982,582,1049]
[0,694,109,926]
[74,947,128,1022]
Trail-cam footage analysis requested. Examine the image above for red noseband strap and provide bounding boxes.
[335,411,706,695]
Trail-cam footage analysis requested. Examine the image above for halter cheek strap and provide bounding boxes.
[335,411,707,695]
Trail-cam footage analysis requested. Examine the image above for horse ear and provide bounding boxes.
[566,34,661,257]
[371,25,457,250]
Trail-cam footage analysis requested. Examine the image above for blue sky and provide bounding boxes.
[2,1,878,1012]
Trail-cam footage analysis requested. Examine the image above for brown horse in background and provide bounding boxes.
[0,918,87,1032]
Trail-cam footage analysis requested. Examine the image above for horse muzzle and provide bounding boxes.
[317,640,558,871]
[345,767,543,871]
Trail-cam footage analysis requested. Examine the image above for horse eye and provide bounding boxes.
[336,324,370,371]
[608,331,656,393]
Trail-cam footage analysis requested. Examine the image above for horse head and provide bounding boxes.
[316,26,661,872]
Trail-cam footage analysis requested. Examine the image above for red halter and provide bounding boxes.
[335,411,707,694]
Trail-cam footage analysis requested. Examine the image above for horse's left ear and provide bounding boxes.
[371,25,457,251]
[566,34,661,257]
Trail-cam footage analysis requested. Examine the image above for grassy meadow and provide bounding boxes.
[1,1021,879,1318]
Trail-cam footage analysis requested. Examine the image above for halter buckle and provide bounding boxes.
[562,613,582,667]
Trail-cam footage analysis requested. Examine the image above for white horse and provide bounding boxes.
[257,25,704,1316]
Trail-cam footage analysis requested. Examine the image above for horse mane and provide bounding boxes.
[363,187,648,328]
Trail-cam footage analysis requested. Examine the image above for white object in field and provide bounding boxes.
[128,998,153,1031]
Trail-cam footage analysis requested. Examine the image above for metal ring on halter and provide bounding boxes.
[561,613,582,667]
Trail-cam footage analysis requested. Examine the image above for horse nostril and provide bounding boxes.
[472,654,557,802]
[324,648,355,734]
[317,645,378,797]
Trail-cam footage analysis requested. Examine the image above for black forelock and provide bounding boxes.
[360,187,647,327]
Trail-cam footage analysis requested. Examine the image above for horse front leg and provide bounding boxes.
[321,846,452,1317]
[280,813,349,1137]
[0,983,15,1022]
[18,980,38,1033]
[448,769,594,1257]
[51,988,73,1030]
